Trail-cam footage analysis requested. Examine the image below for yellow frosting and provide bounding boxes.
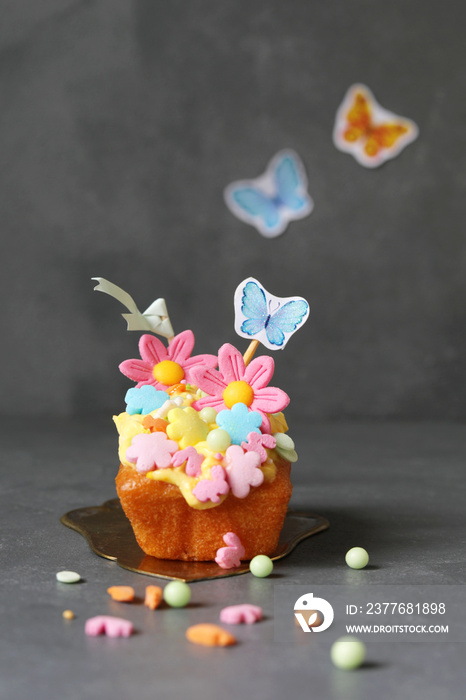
[114,389,289,510]
[146,451,227,509]
[114,412,147,466]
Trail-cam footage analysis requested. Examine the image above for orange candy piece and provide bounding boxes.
[142,416,168,433]
[168,383,186,396]
[185,623,237,647]
[144,585,163,610]
[107,586,135,602]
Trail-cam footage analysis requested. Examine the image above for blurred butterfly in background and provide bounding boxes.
[224,150,314,238]
[234,278,310,350]
[333,84,419,168]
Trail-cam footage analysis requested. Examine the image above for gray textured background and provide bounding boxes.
[1,0,465,420]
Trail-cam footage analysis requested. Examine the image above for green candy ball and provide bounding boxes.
[330,636,366,670]
[199,407,217,424]
[249,555,274,578]
[163,581,191,608]
[207,428,231,452]
[345,547,369,569]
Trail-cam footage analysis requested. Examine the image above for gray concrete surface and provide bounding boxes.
[1,418,465,699]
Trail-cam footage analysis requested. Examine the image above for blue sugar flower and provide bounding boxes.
[216,402,262,445]
[125,385,169,415]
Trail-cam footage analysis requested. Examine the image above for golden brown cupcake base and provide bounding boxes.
[115,458,292,561]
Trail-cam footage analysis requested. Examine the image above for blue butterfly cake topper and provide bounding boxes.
[234,277,310,354]
[224,150,314,238]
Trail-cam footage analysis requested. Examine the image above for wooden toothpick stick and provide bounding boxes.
[243,339,260,367]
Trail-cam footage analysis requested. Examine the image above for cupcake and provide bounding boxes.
[113,332,297,562]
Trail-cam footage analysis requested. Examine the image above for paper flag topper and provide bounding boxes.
[224,150,314,238]
[333,84,419,168]
[234,278,309,351]
[92,278,174,340]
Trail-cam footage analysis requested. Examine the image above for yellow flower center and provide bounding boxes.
[223,380,254,408]
[152,360,185,386]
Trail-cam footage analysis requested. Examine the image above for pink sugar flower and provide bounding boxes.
[191,343,289,433]
[119,330,217,391]
[126,432,178,473]
[224,445,264,499]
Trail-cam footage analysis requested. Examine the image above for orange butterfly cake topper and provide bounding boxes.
[333,84,419,168]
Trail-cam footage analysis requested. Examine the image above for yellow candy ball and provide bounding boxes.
[223,381,254,408]
[153,360,185,386]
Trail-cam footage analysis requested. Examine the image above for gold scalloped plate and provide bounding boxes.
[61,499,329,583]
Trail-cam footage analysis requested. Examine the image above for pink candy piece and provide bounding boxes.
[171,446,204,477]
[215,532,245,569]
[126,432,178,472]
[192,464,230,503]
[241,431,276,463]
[220,604,263,625]
[85,615,134,638]
[224,445,264,498]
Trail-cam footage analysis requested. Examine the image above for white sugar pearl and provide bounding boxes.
[56,570,81,584]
